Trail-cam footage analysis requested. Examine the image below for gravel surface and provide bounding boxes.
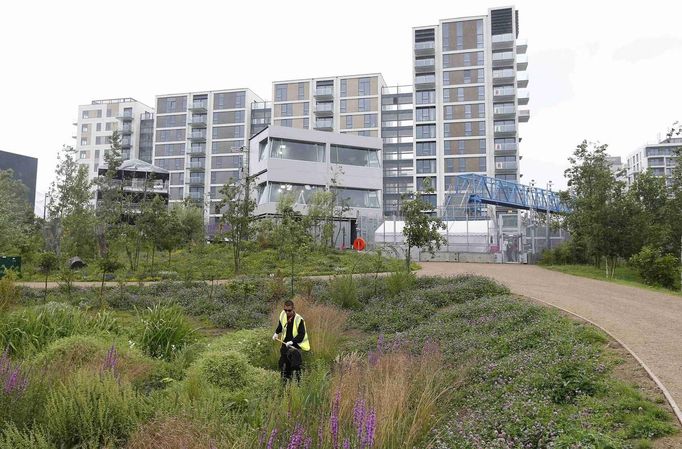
[419,262,682,422]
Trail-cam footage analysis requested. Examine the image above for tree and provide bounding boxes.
[94,131,124,258]
[137,195,168,275]
[47,145,95,258]
[276,194,312,296]
[562,141,643,277]
[400,178,446,271]
[218,176,255,274]
[0,169,35,255]
[157,207,184,266]
[96,255,122,308]
[37,251,58,299]
[627,170,671,250]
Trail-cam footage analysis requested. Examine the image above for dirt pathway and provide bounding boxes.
[419,262,682,424]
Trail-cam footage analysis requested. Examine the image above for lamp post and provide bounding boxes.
[546,180,553,251]
[529,179,536,256]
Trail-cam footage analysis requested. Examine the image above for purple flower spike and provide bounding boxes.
[287,424,305,449]
[343,438,350,449]
[377,334,384,353]
[362,409,376,448]
[353,397,366,440]
[266,428,278,449]
[303,436,312,449]
[331,391,341,449]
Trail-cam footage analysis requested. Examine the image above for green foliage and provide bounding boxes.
[0,169,36,256]
[37,252,58,276]
[218,174,256,274]
[207,328,277,369]
[0,302,119,358]
[328,274,360,309]
[385,269,416,297]
[629,245,680,289]
[0,268,19,311]
[538,240,589,265]
[44,372,147,448]
[194,350,251,390]
[134,303,197,360]
[0,424,53,449]
[400,179,446,270]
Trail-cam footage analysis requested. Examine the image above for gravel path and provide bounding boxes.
[419,262,682,423]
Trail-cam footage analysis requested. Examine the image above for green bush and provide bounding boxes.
[134,304,197,361]
[0,424,53,449]
[0,303,119,358]
[385,269,416,297]
[418,275,510,308]
[208,328,276,369]
[629,245,680,289]
[328,274,361,310]
[195,350,251,390]
[538,241,588,265]
[44,372,147,448]
[0,269,19,311]
[352,292,435,333]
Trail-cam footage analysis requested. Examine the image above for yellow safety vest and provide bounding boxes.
[278,311,310,351]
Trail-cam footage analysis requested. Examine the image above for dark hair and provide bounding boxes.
[284,299,294,308]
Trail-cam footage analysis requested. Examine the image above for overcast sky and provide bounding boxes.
[2,0,681,208]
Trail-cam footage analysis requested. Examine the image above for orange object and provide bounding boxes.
[352,237,366,251]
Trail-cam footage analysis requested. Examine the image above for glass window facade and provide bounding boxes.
[268,138,325,163]
[260,182,323,205]
[333,187,380,208]
[330,145,380,168]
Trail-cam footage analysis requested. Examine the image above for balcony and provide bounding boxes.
[493,68,515,85]
[494,143,518,155]
[188,176,205,186]
[493,87,516,101]
[187,144,206,156]
[189,100,208,112]
[414,74,436,89]
[120,139,132,149]
[188,191,205,201]
[492,33,514,50]
[189,131,207,142]
[188,115,207,127]
[517,90,529,105]
[122,179,169,193]
[414,58,435,73]
[494,124,517,136]
[414,41,435,56]
[315,102,334,117]
[120,125,133,135]
[517,54,528,71]
[493,105,516,119]
[314,86,334,99]
[117,112,134,122]
[314,119,333,131]
[517,72,529,88]
[492,51,515,68]
[189,161,206,172]
[495,161,518,171]
[518,109,530,123]
[516,39,528,54]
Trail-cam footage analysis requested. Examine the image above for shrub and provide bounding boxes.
[195,350,252,390]
[0,303,119,358]
[0,424,52,449]
[418,275,510,308]
[352,293,435,333]
[385,269,416,297]
[328,274,361,310]
[629,246,680,289]
[209,328,276,369]
[538,240,588,265]
[134,304,197,361]
[44,372,147,448]
[0,269,19,311]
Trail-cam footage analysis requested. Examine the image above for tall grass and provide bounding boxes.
[0,302,119,358]
[134,304,197,361]
[0,269,19,312]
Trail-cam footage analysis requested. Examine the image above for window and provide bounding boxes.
[340,79,348,97]
[478,86,485,100]
[477,51,484,65]
[211,171,237,185]
[275,85,287,102]
[262,182,323,206]
[80,138,87,145]
[465,122,472,136]
[156,129,186,142]
[416,142,436,156]
[212,155,241,169]
[416,90,435,105]
[79,151,87,159]
[340,100,347,113]
[416,159,436,174]
[358,98,370,112]
[155,143,185,156]
[279,119,292,127]
[82,111,88,119]
[170,173,184,185]
[94,150,100,160]
[298,82,306,100]
[465,105,472,119]
[303,103,309,115]
[81,124,88,133]
[457,88,464,102]
[478,103,485,118]
[416,107,436,122]
[476,20,484,49]
[359,78,371,96]
[330,145,380,168]
[213,110,244,124]
[96,123,101,131]
[105,122,114,131]
[303,118,309,128]
[269,138,325,163]
[444,106,454,120]
[156,114,187,128]
[346,116,353,129]
[416,124,436,139]
[443,71,450,85]
[106,108,112,117]
[212,125,244,139]
[332,187,380,208]
[463,53,471,66]
[363,114,377,128]
[456,22,463,50]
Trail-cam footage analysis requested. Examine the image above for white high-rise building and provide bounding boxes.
[627,137,682,187]
[74,98,154,180]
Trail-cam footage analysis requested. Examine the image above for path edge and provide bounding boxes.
[524,293,682,426]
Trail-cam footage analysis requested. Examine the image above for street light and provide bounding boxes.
[546,180,553,251]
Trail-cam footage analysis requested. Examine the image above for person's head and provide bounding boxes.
[283,300,295,318]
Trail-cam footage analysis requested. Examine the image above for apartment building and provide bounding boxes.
[271,74,386,137]
[412,6,529,208]
[74,98,154,179]
[627,138,681,187]
[153,89,263,228]
[249,126,383,246]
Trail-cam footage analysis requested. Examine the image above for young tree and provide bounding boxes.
[137,195,168,275]
[37,251,58,299]
[276,194,312,296]
[562,141,643,277]
[218,176,255,274]
[400,178,446,271]
[94,131,124,257]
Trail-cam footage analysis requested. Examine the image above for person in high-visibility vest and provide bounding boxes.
[272,299,310,382]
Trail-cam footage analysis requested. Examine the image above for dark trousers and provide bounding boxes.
[279,346,302,383]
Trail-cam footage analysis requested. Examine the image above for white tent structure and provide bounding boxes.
[375,219,494,253]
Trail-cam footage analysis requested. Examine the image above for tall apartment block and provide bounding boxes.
[412,6,529,209]
[75,98,155,179]
[270,74,386,137]
[153,89,263,229]
[627,137,682,187]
